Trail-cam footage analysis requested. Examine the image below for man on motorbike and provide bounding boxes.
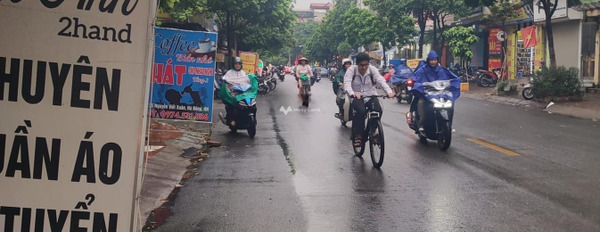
[333,59,352,118]
[343,53,395,147]
[296,57,313,95]
[220,57,249,126]
[411,50,459,132]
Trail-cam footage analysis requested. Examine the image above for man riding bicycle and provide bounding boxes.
[343,53,395,147]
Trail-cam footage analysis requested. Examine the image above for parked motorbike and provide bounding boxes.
[451,66,480,83]
[258,72,271,94]
[213,69,224,99]
[522,77,534,100]
[299,74,311,107]
[394,78,414,103]
[218,81,258,138]
[407,80,456,151]
[269,74,278,91]
[478,68,505,87]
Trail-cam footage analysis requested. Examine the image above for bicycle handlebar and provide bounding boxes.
[349,94,390,99]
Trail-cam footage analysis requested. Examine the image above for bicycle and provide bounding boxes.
[350,95,388,169]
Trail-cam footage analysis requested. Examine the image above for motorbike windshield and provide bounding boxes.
[423,80,454,101]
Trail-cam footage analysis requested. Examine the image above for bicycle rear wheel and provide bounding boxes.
[352,136,365,157]
[369,119,385,168]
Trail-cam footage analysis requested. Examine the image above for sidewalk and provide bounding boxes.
[140,120,211,230]
[461,84,600,121]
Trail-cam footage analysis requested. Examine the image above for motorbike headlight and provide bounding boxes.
[431,98,453,108]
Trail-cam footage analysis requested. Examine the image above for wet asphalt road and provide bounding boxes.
[157,75,600,232]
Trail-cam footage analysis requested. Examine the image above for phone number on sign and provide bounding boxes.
[151,109,209,121]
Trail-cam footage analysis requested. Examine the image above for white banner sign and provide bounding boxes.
[534,0,568,22]
[0,1,156,231]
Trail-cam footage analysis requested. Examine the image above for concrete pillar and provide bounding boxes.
[595,26,600,86]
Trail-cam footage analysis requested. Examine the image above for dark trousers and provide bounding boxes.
[351,97,383,138]
[225,103,237,125]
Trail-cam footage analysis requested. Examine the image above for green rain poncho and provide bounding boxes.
[219,74,259,105]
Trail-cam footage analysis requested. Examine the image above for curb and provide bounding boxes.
[461,92,543,109]
[462,92,599,121]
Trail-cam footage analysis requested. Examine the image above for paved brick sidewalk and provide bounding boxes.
[461,84,600,121]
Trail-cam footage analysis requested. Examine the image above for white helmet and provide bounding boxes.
[342,58,352,65]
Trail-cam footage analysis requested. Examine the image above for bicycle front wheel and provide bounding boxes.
[369,119,385,169]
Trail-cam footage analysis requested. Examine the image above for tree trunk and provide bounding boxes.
[383,45,387,67]
[432,12,438,53]
[545,18,557,68]
[418,11,426,59]
[226,12,234,69]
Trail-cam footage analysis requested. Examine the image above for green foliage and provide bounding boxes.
[159,0,207,22]
[258,51,288,66]
[366,0,473,56]
[342,6,395,48]
[304,0,355,62]
[393,16,418,46]
[532,66,584,100]
[294,21,319,47]
[495,80,510,92]
[483,1,520,27]
[364,0,417,46]
[444,26,479,66]
[337,41,353,58]
[464,0,496,8]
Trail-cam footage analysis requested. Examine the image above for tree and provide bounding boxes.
[538,0,559,68]
[204,0,296,67]
[443,26,479,69]
[337,41,353,58]
[365,0,417,65]
[342,6,394,49]
[304,0,356,63]
[158,0,207,23]
[294,21,319,48]
[428,0,473,53]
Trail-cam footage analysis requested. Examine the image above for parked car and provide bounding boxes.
[319,67,328,77]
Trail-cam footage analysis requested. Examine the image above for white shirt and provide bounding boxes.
[343,65,393,96]
[296,64,311,75]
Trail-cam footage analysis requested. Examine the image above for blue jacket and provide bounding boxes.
[410,51,461,101]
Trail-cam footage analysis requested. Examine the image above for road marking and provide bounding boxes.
[467,138,519,156]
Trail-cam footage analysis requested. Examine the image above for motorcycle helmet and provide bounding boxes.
[342,58,352,66]
[233,57,243,71]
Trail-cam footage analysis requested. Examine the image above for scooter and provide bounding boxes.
[477,68,505,87]
[334,87,352,126]
[394,78,414,104]
[406,80,457,151]
[258,70,271,94]
[278,70,285,81]
[522,77,534,100]
[219,84,258,138]
[267,72,277,91]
